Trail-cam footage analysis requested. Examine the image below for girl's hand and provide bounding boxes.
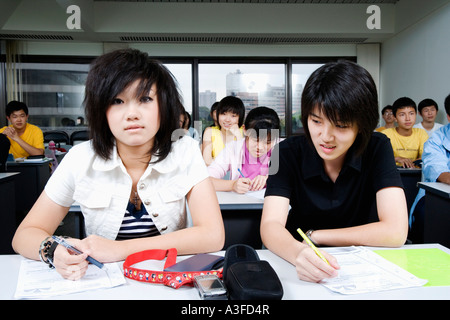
[294,245,340,283]
[52,239,90,280]
[250,175,268,191]
[232,178,251,194]
[80,235,121,262]
[228,124,242,140]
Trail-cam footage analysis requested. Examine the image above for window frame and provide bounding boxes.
[1,54,356,137]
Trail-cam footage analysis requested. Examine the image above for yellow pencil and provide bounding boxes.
[297,228,330,265]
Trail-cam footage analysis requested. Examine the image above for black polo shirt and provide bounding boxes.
[265,132,403,238]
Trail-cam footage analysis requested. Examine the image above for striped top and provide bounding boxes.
[116,202,160,240]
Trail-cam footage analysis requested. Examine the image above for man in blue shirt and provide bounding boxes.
[409,94,450,243]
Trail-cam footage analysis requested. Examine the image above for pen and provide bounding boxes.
[237,168,246,178]
[296,228,330,265]
[52,236,105,269]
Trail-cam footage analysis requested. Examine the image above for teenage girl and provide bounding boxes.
[12,49,224,280]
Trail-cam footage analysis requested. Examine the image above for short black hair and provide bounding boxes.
[301,60,379,155]
[84,48,183,162]
[381,105,393,115]
[244,106,280,141]
[6,101,28,117]
[216,96,245,129]
[445,94,450,116]
[418,98,438,113]
[392,97,416,116]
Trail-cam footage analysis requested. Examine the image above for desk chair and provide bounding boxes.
[70,130,90,145]
[44,130,70,148]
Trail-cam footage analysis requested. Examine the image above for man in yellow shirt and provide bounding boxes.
[0,101,44,159]
[382,97,428,168]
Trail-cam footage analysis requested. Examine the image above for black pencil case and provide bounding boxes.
[223,244,283,300]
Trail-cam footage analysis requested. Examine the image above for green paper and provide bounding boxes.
[374,248,450,287]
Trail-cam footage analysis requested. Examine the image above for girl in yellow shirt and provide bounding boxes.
[202,96,245,165]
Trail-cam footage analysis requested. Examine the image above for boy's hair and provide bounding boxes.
[392,97,416,116]
[301,60,379,156]
[418,98,438,113]
[445,94,450,116]
[216,96,245,129]
[6,101,28,117]
[84,48,183,162]
[381,105,393,115]
[244,106,280,141]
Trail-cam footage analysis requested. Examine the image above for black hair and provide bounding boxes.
[301,60,379,156]
[210,101,219,117]
[392,97,416,116]
[6,101,28,117]
[244,106,280,141]
[418,98,438,113]
[381,105,393,115]
[216,96,245,129]
[445,94,450,116]
[84,48,183,162]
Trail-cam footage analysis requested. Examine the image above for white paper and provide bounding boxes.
[246,189,266,200]
[320,247,428,295]
[14,258,126,299]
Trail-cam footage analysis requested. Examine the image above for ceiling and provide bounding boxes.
[0,0,411,45]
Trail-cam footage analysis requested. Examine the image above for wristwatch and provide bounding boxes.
[39,237,58,268]
[305,229,316,245]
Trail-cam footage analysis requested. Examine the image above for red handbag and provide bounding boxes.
[123,248,223,289]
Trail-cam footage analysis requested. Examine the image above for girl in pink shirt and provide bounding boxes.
[208,106,280,193]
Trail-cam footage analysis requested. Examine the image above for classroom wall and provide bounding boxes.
[380,1,450,125]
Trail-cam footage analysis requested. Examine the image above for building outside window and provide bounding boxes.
[198,63,286,135]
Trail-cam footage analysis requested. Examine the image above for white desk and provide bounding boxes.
[216,191,264,210]
[2,244,449,301]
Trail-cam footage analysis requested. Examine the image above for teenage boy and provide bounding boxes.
[382,97,429,168]
[261,61,408,283]
[0,101,44,159]
[375,105,395,132]
[409,94,450,242]
[413,98,444,136]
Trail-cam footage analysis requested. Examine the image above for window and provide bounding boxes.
[19,63,89,129]
[198,63,286,135]
[164,63,192,114]
[291,63,324,133]
[3,57,349,138]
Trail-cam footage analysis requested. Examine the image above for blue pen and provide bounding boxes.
[52,236,105,270]
[237,168,246,178]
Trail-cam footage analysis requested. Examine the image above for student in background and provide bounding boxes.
[409,94,450,243]
[382,97,429,168]
[209,101,219,127]
[261,61,408,283]
[12,49,224,280]
[202,96,245,165]
[208,106,280,193]
[179,111,200,142]
[375,105,395,132]
[0,101,44,159]
[414,98,444,136]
